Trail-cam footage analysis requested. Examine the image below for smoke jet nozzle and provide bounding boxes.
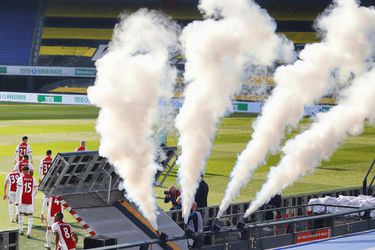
[212,218,222,234]
[237,217,246,230]
[159,232,168,242]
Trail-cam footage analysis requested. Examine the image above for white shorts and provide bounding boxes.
[19,204,34,214]
[47,215,54,227]
[43,195,49,205]
[8,191,16,204]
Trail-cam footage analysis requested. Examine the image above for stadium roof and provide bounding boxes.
[41,0,373,8]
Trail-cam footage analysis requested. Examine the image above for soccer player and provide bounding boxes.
[14,136,32,163]
[3,169,20,222]
[40,150,53,217]
[14,154,33,175]
[42,196,63,249]
[16,166,37,238]
[39,150,53,183]
[75,139,86,152]
[52,212,78,250]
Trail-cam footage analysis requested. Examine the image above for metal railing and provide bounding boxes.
[87,235,187,250]
[166,186,363,228]
[363,159,375,195]
[0,229,18,250]
[84,204,375,249]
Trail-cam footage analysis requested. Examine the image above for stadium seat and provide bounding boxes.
[282,32,319,44]
[0,2,37,65]
[45,3,123,18]
[42,28,113,40]
[38,0,322,106]
[39,46,96,57]
[45,2,201,19]
[49,87,88,94]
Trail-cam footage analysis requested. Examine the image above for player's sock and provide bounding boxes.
[41,198,48,214]
[27,217,33,235]
[15,205,19,217]
[45,229,51,247]
[18,214,24,232]
[8,203,14,221]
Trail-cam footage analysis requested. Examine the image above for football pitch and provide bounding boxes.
[1,103,375,249]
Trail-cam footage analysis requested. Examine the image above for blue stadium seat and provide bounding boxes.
[0,2,37,65]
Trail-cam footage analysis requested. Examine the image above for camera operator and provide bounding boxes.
[164,186,181,210]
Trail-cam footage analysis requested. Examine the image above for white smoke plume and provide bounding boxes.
[176,0,295,223]
[88,9,179,229]
[245,67,375,217]
[218,0,375,218]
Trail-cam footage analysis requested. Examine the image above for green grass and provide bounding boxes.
[0,104,100,249]
[0,103,98,120]
[1,103,375,249]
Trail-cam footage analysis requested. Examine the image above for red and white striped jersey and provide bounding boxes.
[16,174,37,205]
[14,159,33,173]
[75,146,85,152]
[39,155,53,176]
[14,142,32,162]
[5,170,20,192]
[48,196,63,217]
[52,221,77,250]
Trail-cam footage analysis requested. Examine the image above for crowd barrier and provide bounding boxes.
[0,229,18,250]
[166,186,363,228]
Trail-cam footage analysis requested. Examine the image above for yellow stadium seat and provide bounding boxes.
[282,32,319,44]
[270,7,322,21]
[50,87,88,94]
[320,97,337,105]
[45,3,126,18]
[45,2,201,19]
[247,75,275,85]
[42,27,113,40]
[235,94,264,102]
[40,46,96,57]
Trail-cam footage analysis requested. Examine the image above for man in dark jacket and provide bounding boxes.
[195,175,209,208]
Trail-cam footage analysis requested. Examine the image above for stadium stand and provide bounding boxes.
[40,78,95,93]
[4,0,371,96]
[33,0,326,97]
[0,1,38,65]
[38,0,326,68]
[38,1,199,67]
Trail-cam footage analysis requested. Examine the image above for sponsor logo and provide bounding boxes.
[295,229,330,243]
[0,66,96,77]
[169,98,183,109]
[233,103,248,112]
[74,96,90,104]
[37,95,62,103]
[320,106,332,113]
[0,93,26,101]
[75,68,96,76]
[20,67,63,76]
